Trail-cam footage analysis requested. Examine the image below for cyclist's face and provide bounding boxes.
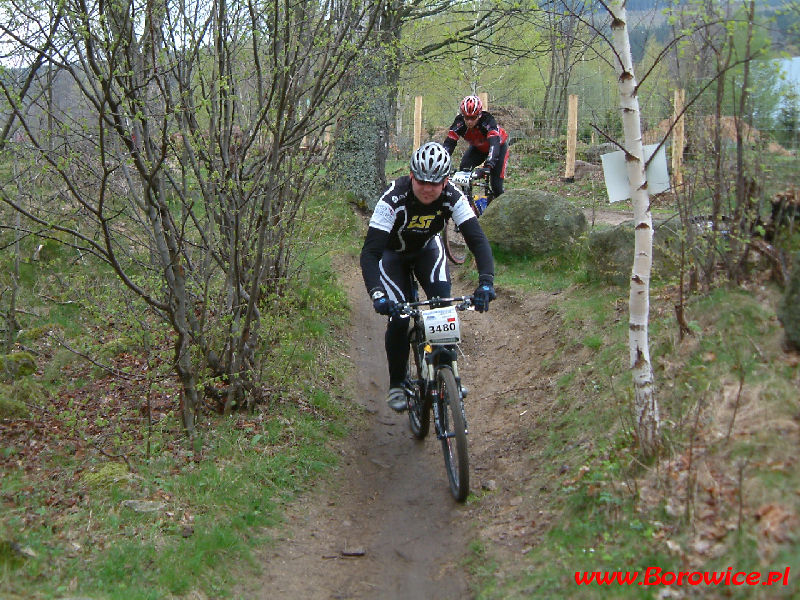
[464,114,480,128]
[410,173,448,204]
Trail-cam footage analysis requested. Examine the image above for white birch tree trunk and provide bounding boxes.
[608,1,660,456]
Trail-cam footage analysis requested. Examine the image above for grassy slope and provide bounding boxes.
[473,258,798,599]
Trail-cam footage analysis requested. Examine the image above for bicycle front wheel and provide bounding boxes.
[436,367,469,501]
[443,220,468,265]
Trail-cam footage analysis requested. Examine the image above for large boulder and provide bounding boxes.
[582,143,619,164]
[574,160,602,181]
[480,189,587,256]
[586,224,634,286]
[777,252,800,350]
[586,217,682,286]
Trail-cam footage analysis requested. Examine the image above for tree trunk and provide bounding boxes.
[733,0,756,282]
[608,1,660,457]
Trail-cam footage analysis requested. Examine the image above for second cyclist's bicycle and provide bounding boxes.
[443,168,495,265]
[398,282,474,502]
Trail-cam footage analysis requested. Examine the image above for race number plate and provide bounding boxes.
[450,171,472,187]
[422,306,461,344]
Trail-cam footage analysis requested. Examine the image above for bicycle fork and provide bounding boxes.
[424,348,469,440]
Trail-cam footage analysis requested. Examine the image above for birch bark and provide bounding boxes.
[608,0,660,456]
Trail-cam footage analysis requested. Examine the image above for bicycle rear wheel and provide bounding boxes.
[436,367,469,501]
[407,334,430,439]
[443,220,468,265]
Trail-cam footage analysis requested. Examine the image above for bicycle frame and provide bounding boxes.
[450,168,494,216]
[402,292,469,413]
[408,324,464,431]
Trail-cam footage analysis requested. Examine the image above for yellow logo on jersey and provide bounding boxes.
[408,215,436,229]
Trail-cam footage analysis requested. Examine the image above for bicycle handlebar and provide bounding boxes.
[396,295,474,316]
[451,169,488,184]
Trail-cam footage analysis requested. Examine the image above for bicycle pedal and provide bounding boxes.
[460,386,469,398]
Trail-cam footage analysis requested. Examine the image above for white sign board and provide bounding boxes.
[600,143,670,203]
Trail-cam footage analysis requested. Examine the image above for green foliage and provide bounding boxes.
[0,394,28,419]
[0,352,36,382]
[775,91,799,148]
[676,0,781,135]
[79,463,131,490]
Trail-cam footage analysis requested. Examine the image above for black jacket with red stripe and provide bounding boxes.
[442,111,509,168]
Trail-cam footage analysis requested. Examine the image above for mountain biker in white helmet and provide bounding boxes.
[443,95,510,203]
[360,142,496,412]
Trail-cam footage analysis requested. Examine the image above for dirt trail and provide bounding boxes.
[244,255,564,599]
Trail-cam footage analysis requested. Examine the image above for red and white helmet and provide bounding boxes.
[460,95,483,117]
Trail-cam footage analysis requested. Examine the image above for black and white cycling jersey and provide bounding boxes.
[360,175,494,296]
[368,176,475,252]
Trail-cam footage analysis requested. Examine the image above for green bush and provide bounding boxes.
[0,352,36,382]
[0,393,29,419]
[0,378,49,418]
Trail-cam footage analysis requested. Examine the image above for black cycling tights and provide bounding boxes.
[460,144,507,197]
[379,239,451,387]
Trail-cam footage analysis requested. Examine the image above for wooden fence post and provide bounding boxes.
[672,88,685,189]
[479,92,488,111]
[413,96,423,150]
[563,94,578,182]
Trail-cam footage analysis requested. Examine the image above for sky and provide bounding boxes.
[778,56,800,94]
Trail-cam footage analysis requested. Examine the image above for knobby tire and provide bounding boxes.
[443,219,467,265]
[437,366,469,502]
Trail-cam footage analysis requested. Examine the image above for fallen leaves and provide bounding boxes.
[755,503,799,544]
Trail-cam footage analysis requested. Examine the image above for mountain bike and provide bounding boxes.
[398,281,473,502]
[443,168,495,265]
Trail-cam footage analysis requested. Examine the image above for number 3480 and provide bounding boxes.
[429,322,456,334]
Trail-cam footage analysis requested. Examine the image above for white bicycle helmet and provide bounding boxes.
[409,142,451,183]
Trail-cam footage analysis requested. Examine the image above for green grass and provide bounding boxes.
[3,360,348,599]
[493,243,589,293]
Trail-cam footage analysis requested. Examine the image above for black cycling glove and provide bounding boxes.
[371,290,397,317]
[473,277,496,313]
